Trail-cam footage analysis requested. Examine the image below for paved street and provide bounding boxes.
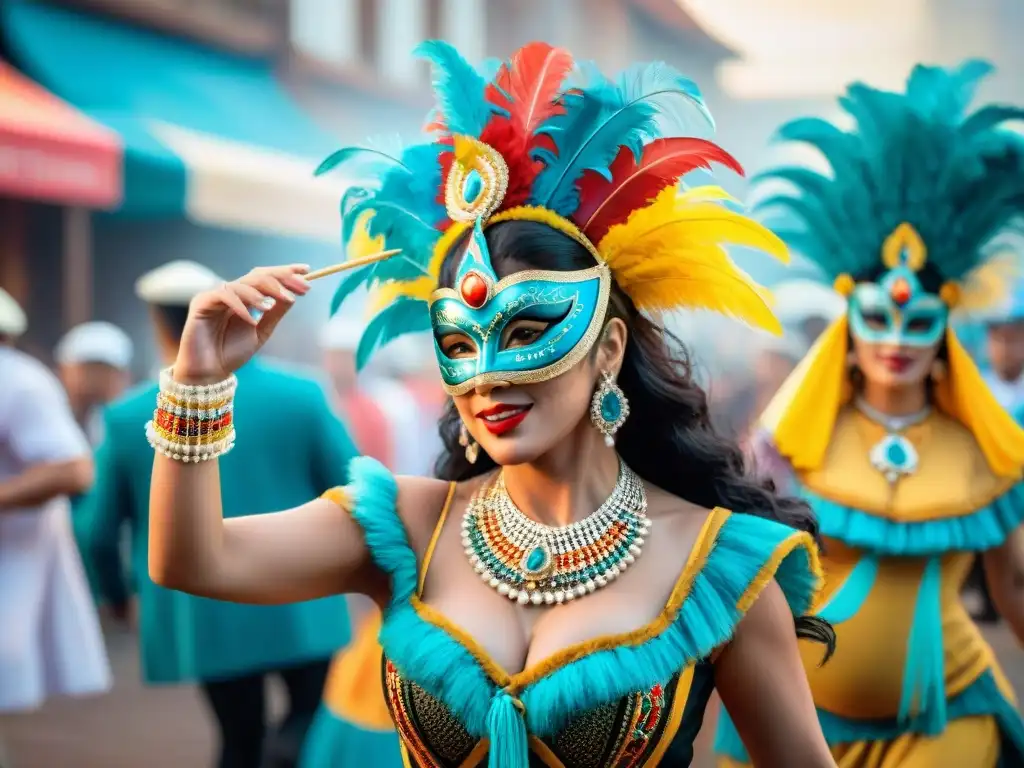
[2,621,1021,767]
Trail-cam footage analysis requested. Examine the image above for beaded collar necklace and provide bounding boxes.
[461,460,650,607]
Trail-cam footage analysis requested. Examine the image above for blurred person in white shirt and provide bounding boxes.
[55,321,134,447]
[0,288,111,714]
[55,321,135,606]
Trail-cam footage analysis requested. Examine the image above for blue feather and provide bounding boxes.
[615,61,713,132]
[355,296,432,370]
[530,91,658,216]
[315,146,410,178]
[414,40,507,136]
[758,58,1024,287]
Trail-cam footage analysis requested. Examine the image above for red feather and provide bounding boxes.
[496,42,574,142]
[576,138,745,243]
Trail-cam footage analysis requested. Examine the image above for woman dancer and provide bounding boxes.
[148,41,836,767]
[715,60,1024,767]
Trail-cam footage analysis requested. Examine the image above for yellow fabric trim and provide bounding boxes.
[761,314,850,470]
[800,409,1016,520]
[528,736,566,767]
[410,507,731,693]
[735,530,822,615]
[418,482,457,597]
[644,664,696,767]
[933,327,1024,479]
[399,740,414,768]
[762,318,1024,479]
[320,486,353,512]
[322,612,394,731]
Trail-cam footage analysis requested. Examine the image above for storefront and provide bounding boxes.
[1,0,352,366]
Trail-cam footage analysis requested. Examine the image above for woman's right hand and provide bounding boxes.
[174,264,311,384]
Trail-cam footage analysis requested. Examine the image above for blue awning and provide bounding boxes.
[2,0,346,242]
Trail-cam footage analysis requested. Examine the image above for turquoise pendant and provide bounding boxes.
[521,543,551,577]
[869,434,918,483]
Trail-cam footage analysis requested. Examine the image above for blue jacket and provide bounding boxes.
[77,359,356,684]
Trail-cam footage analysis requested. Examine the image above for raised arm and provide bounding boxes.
[148,266,378,605]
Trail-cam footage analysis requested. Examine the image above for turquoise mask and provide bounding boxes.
[849,265,947,347]
[429,220,611,396]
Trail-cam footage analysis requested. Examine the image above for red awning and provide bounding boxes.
[0,62,121,207]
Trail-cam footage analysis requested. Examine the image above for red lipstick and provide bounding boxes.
[475,403,532,436]
[879,353,914,373]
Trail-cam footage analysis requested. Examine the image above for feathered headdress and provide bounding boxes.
[757,60,1024,478]
[316,41,787,369]
[758,59,1024,306]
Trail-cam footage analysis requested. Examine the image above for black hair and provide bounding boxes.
[152,304,191,343]
[433,220,835,658]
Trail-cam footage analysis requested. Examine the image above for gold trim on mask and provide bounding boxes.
[431,264,612,397]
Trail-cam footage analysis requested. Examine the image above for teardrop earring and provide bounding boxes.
[459,422,479,464]
[590,371,629,446]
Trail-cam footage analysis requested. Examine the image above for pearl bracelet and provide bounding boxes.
[146,368,237,463]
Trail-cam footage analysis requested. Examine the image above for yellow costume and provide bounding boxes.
[715,59,1024,767]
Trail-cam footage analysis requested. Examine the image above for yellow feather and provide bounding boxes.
[365,276,435,317]
[958,251,1020,312]
[596,187,787,333]
[677,185,737,205]
[348,210,386,261]
[453,135,483,166]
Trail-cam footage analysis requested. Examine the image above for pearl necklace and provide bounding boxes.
[461,460,650,606]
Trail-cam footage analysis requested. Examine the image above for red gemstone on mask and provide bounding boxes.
[890,277,911,306]
[460,272,489,308]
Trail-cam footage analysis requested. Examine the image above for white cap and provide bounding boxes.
[771,279,847,326]
[319,313,362,351]
[0,287,26,337]
[134,260,222,306]
[55,321,133,369]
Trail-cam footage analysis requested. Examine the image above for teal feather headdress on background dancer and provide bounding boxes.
[757,59,1024,478]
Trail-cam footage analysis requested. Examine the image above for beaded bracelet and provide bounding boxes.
[145,368,238,463]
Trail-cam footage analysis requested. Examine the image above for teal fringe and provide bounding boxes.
[487,692,529,768]
[803,481,1024,556]
[520,511,819,736]
[898,557,945,730]
[714,669,1024,761]
[346,460,822,753]
[345,458,497,737]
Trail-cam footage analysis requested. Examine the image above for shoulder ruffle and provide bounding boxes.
[807,482,1024,556]
[520,508,823,736]
[321,456,415,600]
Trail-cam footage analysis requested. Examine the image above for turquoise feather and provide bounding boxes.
[530,91,659,215]
[759,60,1024,286]
[415,40,508,137]
[354,296,432,370]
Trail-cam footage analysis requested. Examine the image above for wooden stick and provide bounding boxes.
[303,249,403,281]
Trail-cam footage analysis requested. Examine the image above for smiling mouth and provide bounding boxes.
[476,403,533,435]
[480,406,530,422]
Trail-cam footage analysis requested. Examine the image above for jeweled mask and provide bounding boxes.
[429,137,611,396]
[849,223,948,348]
